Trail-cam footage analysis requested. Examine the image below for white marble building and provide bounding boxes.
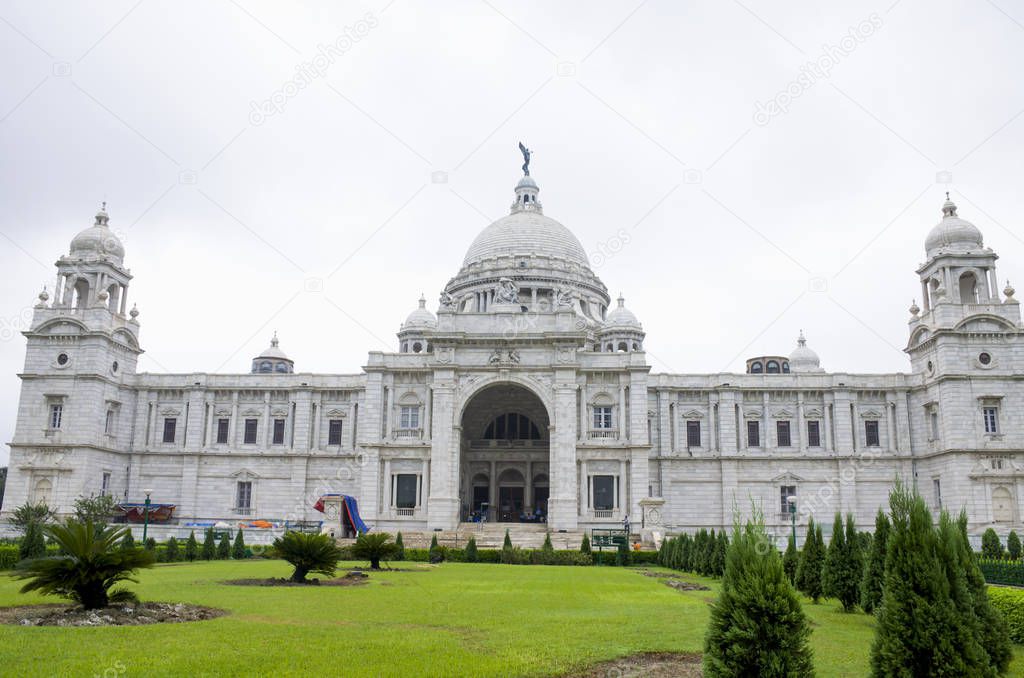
[4,165,1023,542]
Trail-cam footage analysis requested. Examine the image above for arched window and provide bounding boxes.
[782,362,790,373]
[483,413,541,440]
[766,360,781,374]
[274,362,289,373]
[959,271,980,303]
[750,361,763,374]
[617,341,628,352]
[32,478,52,505]
[259,361,272,373]
[993,486,1014,523]
[72,278,90,309]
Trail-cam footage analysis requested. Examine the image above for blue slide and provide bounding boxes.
[343,495,370,534]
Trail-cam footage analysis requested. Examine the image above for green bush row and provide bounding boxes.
[0,545,60,569]
[979,558,1024,586]
[400,547,595,566]
[988,587,1024,643]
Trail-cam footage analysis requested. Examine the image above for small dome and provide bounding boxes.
[924,195,983,257]
[252,333,293,373]
[604,294,641,328]
[402,295,437,329]
[257,333,289,360]
[70,204,125,264]
[789,331,823,373]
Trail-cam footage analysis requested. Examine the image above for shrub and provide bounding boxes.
[14,520,155,610]
[352,532,399,570]
[165,536,180,562]
[795,518,825,603]
[501,530,514,564]
[217,533,231,560]
[1008,531,1021,561]
[272,531,343,583]
[19,521,46,561]
[979,558,1024,586]
[232,529,246,560]
[702,511,813,677]
[989,587,1024,643]
[201,529,216,560]
[428,534,443,564]
[782,534,798,584]
[10,502,54,533]
[982,528,1004,560]
[580,533,591,555]
[861,509,890,614]
[464,536,478,563]
[120,531,135,551]
[712,531,728,578]
[394,532,405,561]
[824,513,863,612]
[542,532,553,552]
[185,531,199,562]
[72,494,119,527]
[144,537,157,552]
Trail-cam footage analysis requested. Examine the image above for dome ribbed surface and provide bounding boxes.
[462,211,590,268]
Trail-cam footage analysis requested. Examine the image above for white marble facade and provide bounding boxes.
[4,177,1024,542]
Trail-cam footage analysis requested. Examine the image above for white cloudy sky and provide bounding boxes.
[1,1,1023,465]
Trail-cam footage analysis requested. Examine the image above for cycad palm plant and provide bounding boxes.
[14,520,155,610]
[272,531,343,583]
[351,532,399,570]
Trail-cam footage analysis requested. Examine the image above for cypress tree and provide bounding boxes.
[464,536,479,563]
[165,536,180,562]
[580,532,591,555]
[954,511,1012,673]
[783,533,799,584]
[503,529,512,549]
[823,513,844,600]
[394,532,405,561]
[703,512,814,677]
[19,520,46,560]
[713,530,728,577]
[186,530,199,561]
[542,532,554,553]
[861,509,890,614]
[185,530,199,561]
[145,537,157,552]
[201,529,216,560]
[217,533,231,559]
[1008,531,1021,561]
[870,483,986,676]
[429,533,443,563]
[121,530,136,551]
[981,528,1003,559]
[232,529,246,559]
[676,534,688,570]
[657,536,669,565]
[796,518,825,603]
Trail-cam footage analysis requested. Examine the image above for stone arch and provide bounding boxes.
[993,486,1014,523]
[457,375,553,425]
[32,477,52,505]
[959,270,980,303]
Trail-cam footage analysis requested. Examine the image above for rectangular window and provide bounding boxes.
[930,411,939,440]
[984,407,999,434]
[780,485,796,514]
[686,420,701,448]
[865,420,880,447]
[807,420,821,447]
[101,472,111,496]
[105,410,115,435]
[933,478,942,509]
[593,406,613,430]
[399,406,419,430]
[747,420,760,447]
[50,404,63,429]
[272,418,286,445]
[394,474,417,509]
[236,481,252,511]
[243,419,258,444]
[593,475,615,511]
[216,418,229,444]
[162,418,176,443]
[328,419,343,445]
[777,421,792,447]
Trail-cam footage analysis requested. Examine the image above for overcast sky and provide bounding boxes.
[1,1,1023,465]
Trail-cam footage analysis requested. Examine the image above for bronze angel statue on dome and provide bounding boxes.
[518,141,531,176]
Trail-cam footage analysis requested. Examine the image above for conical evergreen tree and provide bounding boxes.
[982,528,1003,559]
[580,532,591,555]
[429,533,443,563]
[185,530,199,561]
[954,511,1012,673]
[703,511,814,677]
[165,536,180,562]
[783,533,799,584]
[677,534,688,571]
[121,530,136,551]
[796,518,825,603]
[861,509,890,614]
[824,513,863,612]
[657,536,669,566]
[464,536,479,563]
[542,532,554,553]
[503,529,512,549]
[1007,531,1021,561]
[201,529,216,560]
[217,533,231,559]
[19,521,47,560]
[713,530,729,577]
[870,483,988,676]
[394,532,405,561]
[232,529,246,559]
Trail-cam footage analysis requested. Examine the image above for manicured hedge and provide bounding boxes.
[979,559,1024,586]
[399,547,594,566]
[0,545,61,569]
[989,587,1024,643]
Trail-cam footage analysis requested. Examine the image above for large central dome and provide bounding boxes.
[462,209,590,268]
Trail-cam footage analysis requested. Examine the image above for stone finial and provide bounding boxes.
[36,286,49,308]
[1005,281,1017,304]
[129,304,139,320]
[271,331,279,348]
[797,329,807,346]
[909,299,920,317]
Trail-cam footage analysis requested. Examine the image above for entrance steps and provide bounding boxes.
[394,523,588,550]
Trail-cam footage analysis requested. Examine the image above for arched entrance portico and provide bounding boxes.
[460,382,550,523]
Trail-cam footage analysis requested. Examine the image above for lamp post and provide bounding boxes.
[142,489,153,543]
[787,495,797,544]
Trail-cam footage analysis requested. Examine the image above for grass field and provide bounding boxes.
[0,559,1022,677]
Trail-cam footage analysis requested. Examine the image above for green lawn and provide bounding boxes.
[0,560,1021,677]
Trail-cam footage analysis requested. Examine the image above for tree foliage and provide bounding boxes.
[580,533,591,555]
[703,511,814,677]
[394,532,405,561]
[19,520,47,560]
[982,528,1004,560]
[217,533,231,560]
[165,536,180,562]
[795,518,825,603]
[1008,531,1021,561]
[201,529,215,560]
[429,533,443,564]
[824,513,864,612]
[783,534,799,584]
[72,494,120,527]
[184,531,198,562]
[232,529,246,560]
[351,532,399,570]
[861,509,890,614]
[13,520,154,610]
[464,536,478,563]
[10,502,54,534]
[272,531,342,583]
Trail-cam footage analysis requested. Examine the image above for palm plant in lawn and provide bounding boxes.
[272,531,343,583]
[14,520,155,610]
[351,532,400,570]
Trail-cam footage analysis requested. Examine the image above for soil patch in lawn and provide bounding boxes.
[569,652,702,677]
[0,602,225,627]
[224,570,370,587]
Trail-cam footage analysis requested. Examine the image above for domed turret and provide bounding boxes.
[251,332,294,373]
[70,203,125,265]
[924,194,983,258]
[597,294,645,352]
[398,295,434,354]
[789,330,823,373]
[402,295,437,329]
[605,294,641,329]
